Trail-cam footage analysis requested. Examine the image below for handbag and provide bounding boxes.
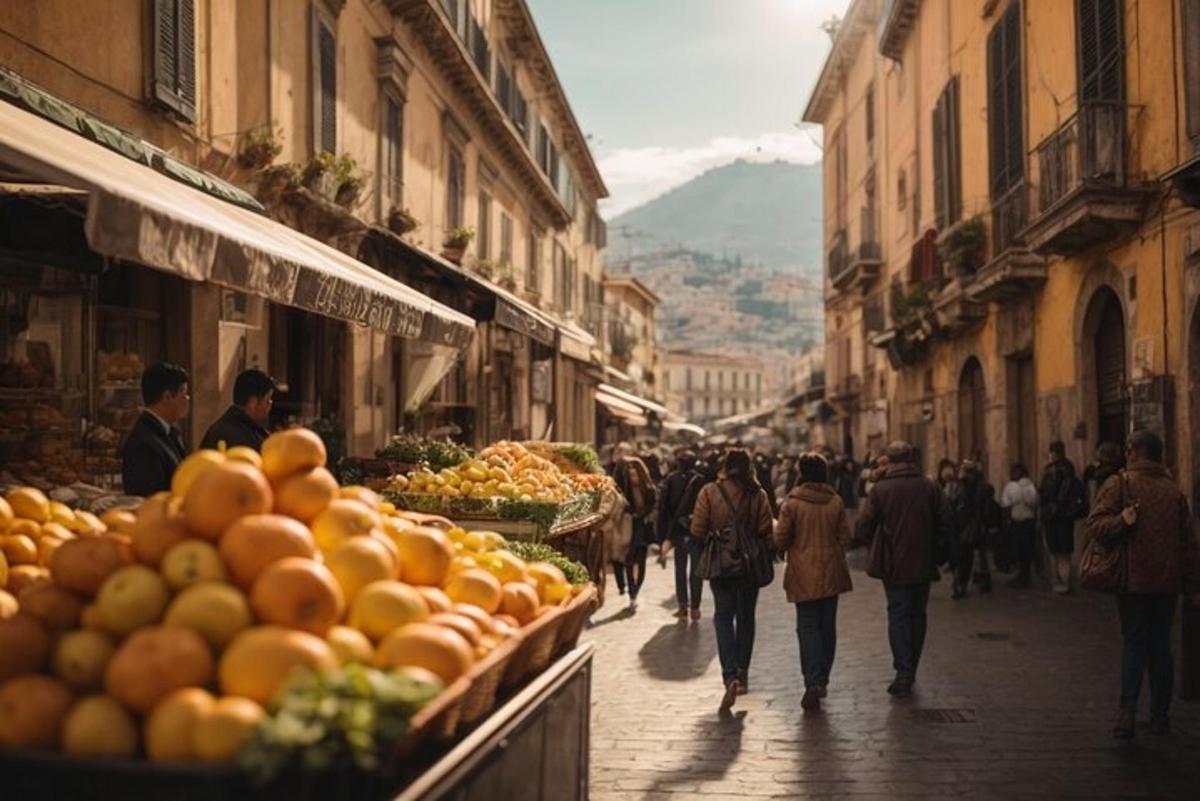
[1079,473,1131,594]
[698,483,774,587]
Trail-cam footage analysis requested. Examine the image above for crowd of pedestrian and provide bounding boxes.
[599,431,1200,737]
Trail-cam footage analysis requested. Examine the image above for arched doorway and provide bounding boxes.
[958,357,986,463]
[1091,288,1127,447]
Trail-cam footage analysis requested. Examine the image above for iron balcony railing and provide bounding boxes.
[991,179,1028,257]
[827,229,848,283]
[857,208,882,262]
[1034,100,1129,216]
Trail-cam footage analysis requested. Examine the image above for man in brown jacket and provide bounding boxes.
[1083,430,1200,738]
[853,441,951,697]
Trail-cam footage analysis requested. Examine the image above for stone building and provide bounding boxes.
[803,0,1200,492]
[663,350,765,424]
[601,275,661,400]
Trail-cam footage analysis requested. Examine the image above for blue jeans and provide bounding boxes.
[884,582,931,682]
[795,596,839,688]
[674,536,703,609]
[710,576,759,685]
[1116,593,1178,719]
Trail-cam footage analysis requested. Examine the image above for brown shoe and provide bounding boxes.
[720,679,741,711]
[801,688,821,710]
[1113,709,1135,740]
[673,607,688,619]
[690,607,702,622]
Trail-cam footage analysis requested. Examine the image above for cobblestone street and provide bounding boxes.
[584,558,1200,800]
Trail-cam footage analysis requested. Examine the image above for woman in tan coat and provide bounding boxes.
[773,452,853,711]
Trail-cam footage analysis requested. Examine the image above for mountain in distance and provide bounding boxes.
[608,159,823,273]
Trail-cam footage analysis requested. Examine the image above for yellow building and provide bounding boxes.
[663,350,766,424]
[0,0,608,456]
[601,275,661,399]
[804,0,1200,495]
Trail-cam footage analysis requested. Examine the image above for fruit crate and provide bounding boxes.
[456,629,523,731]
[500,604,567,691]
[553,584,599,659]
[384,491,595,536]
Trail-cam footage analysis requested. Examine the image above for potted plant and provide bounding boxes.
[386,206,418,236]
[334,153,365,208]
[256,163,301,204]
[302,151,338,193]
[497,262,518,291]
[473,258,497,280]
[237,124,284,170]
[889,280,933,329]
[938,215,987,280]
[442,227,474,264]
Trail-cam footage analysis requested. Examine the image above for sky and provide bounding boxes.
[526,0,849,216]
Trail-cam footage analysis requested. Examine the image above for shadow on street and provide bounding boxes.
[637,621,716,681]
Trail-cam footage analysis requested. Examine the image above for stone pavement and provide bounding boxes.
[583,558,1200,800]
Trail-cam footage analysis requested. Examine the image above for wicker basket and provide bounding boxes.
[501,604,567,690]
[406,674,470,745]
[553,583,598,658]
[457,630,523,730]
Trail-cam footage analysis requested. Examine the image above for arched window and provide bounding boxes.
[958,357,986,462]
[1092,288,1126,447]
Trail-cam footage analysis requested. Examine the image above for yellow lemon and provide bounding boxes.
[164,581,253,650]
[325,624,374,665]
[347,580,429,642]
[95,564,171,637]
[52,629,117,691]
[62,694,138,758]
[160,540,228,590]
[170,449,227,498]
[6,487,50,523]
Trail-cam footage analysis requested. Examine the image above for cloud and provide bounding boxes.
[598,128,823,216]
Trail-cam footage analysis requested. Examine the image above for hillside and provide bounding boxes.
[609,159,823,272]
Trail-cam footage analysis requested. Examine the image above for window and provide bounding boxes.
[553,242,568,309]
[477,191,492,260]
[526,228,541,292]
[536,123,550,173]
[312,6,337,154]
[495,62,513,115]
[512,90,529,142]
[380,92,403,211]
[686,368,692,391]
[150,0,196,121]
[987,1,1024,198]
[865,82,875,148]
[897,169,907,210]
[1186,0,1200,150]
[833,124,847,229]
[446,145,465,230]
[468,13,490,80]
[499,213,513,266]
[932,76,962,229]
[1076,0,1123,102]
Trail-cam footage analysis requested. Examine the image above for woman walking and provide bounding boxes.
[611,443,658,610]
[773,452,852,711]
[690,448,774,710]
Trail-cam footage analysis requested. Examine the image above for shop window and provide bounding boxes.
[477,190,492,260]
[312,5,337,154]
[446,144,465,231]
[380,92,403,213]
[150,0,197,121]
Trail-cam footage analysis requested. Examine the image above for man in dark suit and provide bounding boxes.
[120,362,190,497]
[200,369,276,451]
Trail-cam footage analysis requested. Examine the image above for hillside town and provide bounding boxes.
[1,1,1200,799]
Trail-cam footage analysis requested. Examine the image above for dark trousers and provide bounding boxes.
[952,541,975,593]
[795,596,839,689]
[710,576,759,685]
[1116,593,1178,719]
[1011,519,1037,581]
[884,582,931,682]
[673,536,703,609]
[611,560,626,594]
[613,545,648,600]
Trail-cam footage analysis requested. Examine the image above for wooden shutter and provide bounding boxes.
[987,2,1023,199]
[316,17,337,153]
[151,0,196,121]
[1077,0,1123,102]
[932,93,946,229]
[1187,0,1200,149]
[987,18,1006,198]
[946,77,962,225]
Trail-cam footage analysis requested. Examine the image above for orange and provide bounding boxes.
[50,536,131,597]
[100,508,138,534]
[250,557,344,636]
[193,696,264,763]
[145,687,214,762]
[347,580,429,642]
[218,626,338,705]
[393,526,455,587]
[160,539,228,589]
[0,589,16,620]
[0,674,73,749]
[272,466,339,523]
[0,496,12,532]
[310,500,381,553]
[95,564,170,637]
[450,603,498,636]
[7,519,41,540]
[415,586,453,614]
[52,629,117,691]
[442,568,503,614]
[105,626,214,714]
[426,612,483,648]
[36,533,67,566]
[62,694,138,757]
[0,549,6,588]
[339,485,381,511]
[182,462,273,540]
[526,562,571,605]
[325,536,397,603]
[17,583,82,632]
[72,510,107,537]
[219,514,317,589]
[261,428,327,482]
[374,622,475,684]
[40,521,75,542]
[477,550,529,584]
[0,613,50,682]
[325,625,374,665]
[5,565,49,596]
[1,534,38,565]
[224,446,263,469]
[171,449,227,498]
[6,487,50,523]
[130,493,190,566]
[164,581,253,650]
[499,581,540,625]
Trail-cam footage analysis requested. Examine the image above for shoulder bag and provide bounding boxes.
[696,484,746,581]
[1079,473,1131,593]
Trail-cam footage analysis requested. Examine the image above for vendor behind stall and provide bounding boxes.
[120,362,190,496]
[200,369,275,451]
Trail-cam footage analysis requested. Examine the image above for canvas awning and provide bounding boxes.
[594,391,649,427]
[596,383,670,418]
[663,420,706,437]
[0,82,474,348]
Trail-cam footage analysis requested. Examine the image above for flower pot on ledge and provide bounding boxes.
[442,243,466,264]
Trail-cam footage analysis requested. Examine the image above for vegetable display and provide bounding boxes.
[376,434,472,473]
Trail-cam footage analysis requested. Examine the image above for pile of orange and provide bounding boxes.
[0,428,585,765]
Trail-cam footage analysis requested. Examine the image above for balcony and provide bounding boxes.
[1023,101,1156,256]
[829,210,884,293]
[933,278,985,336]
[965,181,1047,304]
[827,373,863,401]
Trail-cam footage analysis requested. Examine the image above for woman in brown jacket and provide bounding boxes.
[690,448,775,710]
[773,452,852,711]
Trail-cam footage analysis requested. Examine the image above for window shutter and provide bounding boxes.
[151,0,196,122]
[932,93,946,229]
[947,76,962,225]
[176,0,196,113]
[317,19,337,153]
[1002,5,1024,191]
[1077,0,1123,102]
[1187,0,1200,148]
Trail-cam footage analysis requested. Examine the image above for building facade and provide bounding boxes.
[601,275,661,402]
[804,0,1200,494]
[0,0,608,457]
[663,350,765,424]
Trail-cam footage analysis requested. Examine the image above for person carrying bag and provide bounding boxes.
[690,449,775,711]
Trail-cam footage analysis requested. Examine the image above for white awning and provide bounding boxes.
[595,392,649,427]
[0,94,474,347]
[597,383,670,417]
[663,421,706,436]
